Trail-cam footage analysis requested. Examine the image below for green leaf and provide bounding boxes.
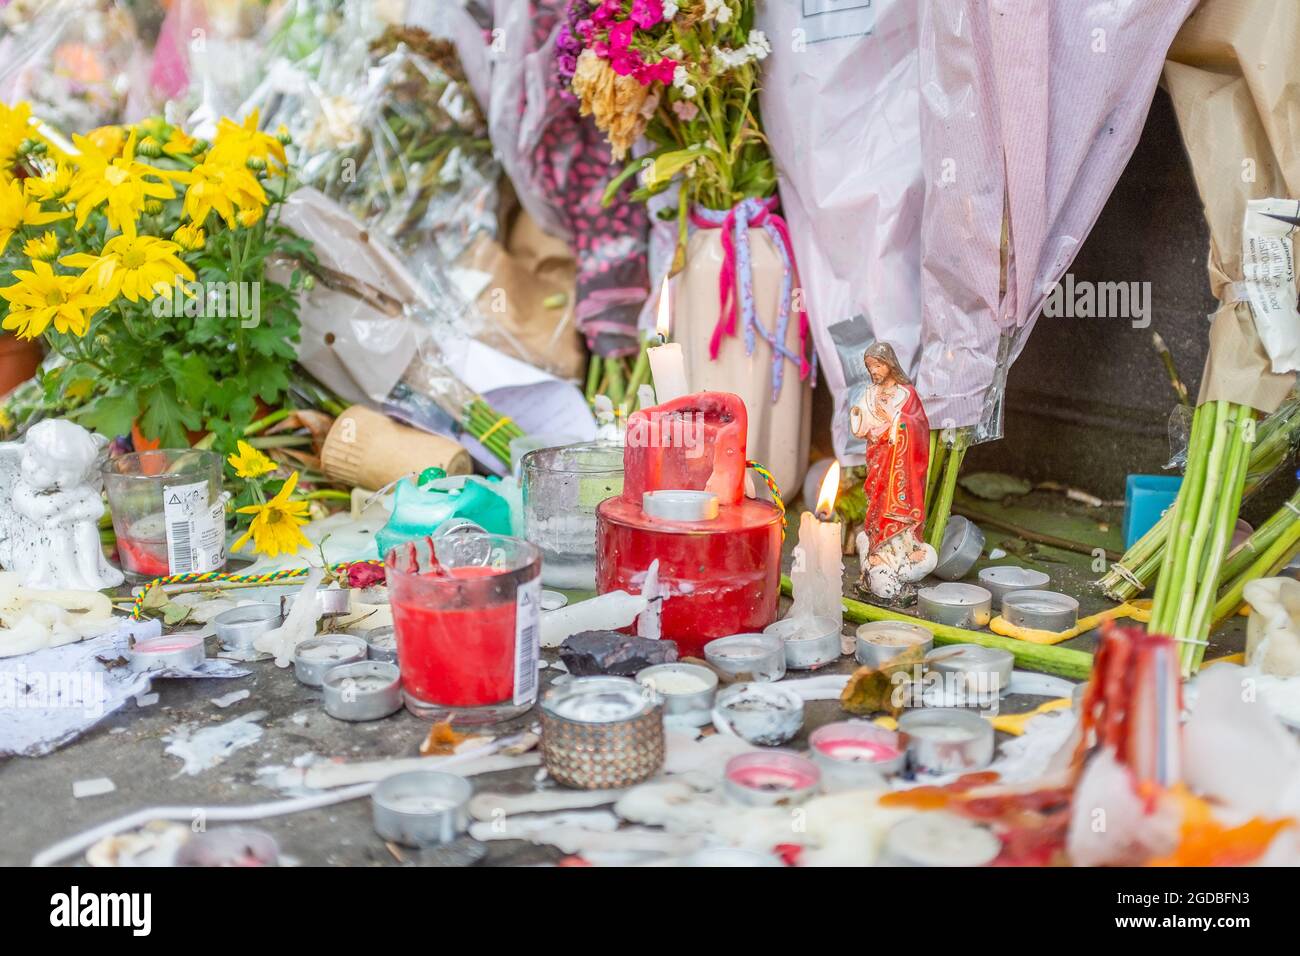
[647,147,713,190]
[139,384,200,448]
[71,390,139,439]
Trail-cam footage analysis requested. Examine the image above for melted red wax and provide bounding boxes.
[117,536,172,577]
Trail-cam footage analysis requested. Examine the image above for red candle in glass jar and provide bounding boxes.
[392,566,518,707]
[386,534,542,724]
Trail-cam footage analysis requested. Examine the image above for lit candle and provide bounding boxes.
[646,276,689,403]
[789,462,844,625]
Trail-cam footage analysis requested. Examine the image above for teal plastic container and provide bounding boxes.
[376,469,516,560]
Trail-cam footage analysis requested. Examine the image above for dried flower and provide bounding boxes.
[572,49,655,161]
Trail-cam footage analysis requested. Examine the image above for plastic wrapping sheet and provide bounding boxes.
[440,0,650,357]
[0,0,147,130]
[147,0,310,133]
[914,0,1197,440]
[257,22,501,271]
[273,188,595,473]
[755,0,923,464]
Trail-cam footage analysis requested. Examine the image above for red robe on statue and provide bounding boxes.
[862,385,930,550]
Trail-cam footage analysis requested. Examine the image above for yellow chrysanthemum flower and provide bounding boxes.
[0,259,103,339]
[23,162,75,202]
[64,128,184,239]
[233,471,312,557]
[172,222,206,251]
[227,440,277,479]
[176,159,267,228]
[85,125,126,159]
[60,234,195,304]
[0,178,71,255]
[22,230,59,261]
[209,109,287,172]
[164,128,202,159]
[0,102,40,176]
[236,205,263,228]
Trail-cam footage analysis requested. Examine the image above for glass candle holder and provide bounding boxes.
[102,449,226,582]
[387,533,542,724]
[521,441,624,591]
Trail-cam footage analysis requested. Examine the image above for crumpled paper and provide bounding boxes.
[0,619,249,758]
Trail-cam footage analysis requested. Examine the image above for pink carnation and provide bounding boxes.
[629,0,664,29]
[591,0,620,26]
[639,57,677,86]
[608,19,634,52]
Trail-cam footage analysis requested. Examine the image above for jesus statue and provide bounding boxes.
[849,343,937,599]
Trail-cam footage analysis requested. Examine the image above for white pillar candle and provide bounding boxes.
[647,276,689,403]
[789,463,844,625]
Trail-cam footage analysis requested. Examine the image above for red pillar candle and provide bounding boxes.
[597,392,782,658]
[387,534,542,724]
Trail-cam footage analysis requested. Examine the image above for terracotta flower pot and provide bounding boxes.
[0,333,42,398]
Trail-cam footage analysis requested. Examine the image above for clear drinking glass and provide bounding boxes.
[386,533,542,724]
[521,441,624,590]
[102,449,226,581]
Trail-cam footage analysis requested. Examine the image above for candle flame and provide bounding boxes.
[655,275,672,340]
[815,461,840,519]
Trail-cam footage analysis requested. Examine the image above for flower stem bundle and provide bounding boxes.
[463,398,523,466]
[1100,396,1300,601]
[1147,400,1255,675]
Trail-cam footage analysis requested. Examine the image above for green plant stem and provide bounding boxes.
[605,359,627,407]
[1184,404,1253,672]
[1217,487,1300,584]
[1170,401,1232,639]
[624,339,652,404]
[925,432,946,512]
[1211,520,1300,632]
[780,576,1093,680]
[304,490,351,502]
[242,408,298,436]
[1149,402,1214,633]
[585,356,603,401]
[925,431,968,550]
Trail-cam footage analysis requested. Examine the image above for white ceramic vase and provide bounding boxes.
[676,226,811,498]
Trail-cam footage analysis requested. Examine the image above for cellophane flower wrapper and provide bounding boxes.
[754,0,923,465]
[263,23,502,271]
[913,0,1197,443]
[145,0,310,132]
[0,0,148,134]
[446,0,650,358]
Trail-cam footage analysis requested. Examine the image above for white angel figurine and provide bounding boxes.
[0,419,124,591]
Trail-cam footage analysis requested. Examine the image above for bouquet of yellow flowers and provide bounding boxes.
[0,102,311,451]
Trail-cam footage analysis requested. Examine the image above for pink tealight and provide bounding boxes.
[129,633,206,672]
[814,737,903,763]
[809,721,906,790]
[724,751,821,807]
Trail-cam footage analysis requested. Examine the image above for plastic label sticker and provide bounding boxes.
[513,577,541,706]
[800,0,875,43]
[162,480,225,574]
